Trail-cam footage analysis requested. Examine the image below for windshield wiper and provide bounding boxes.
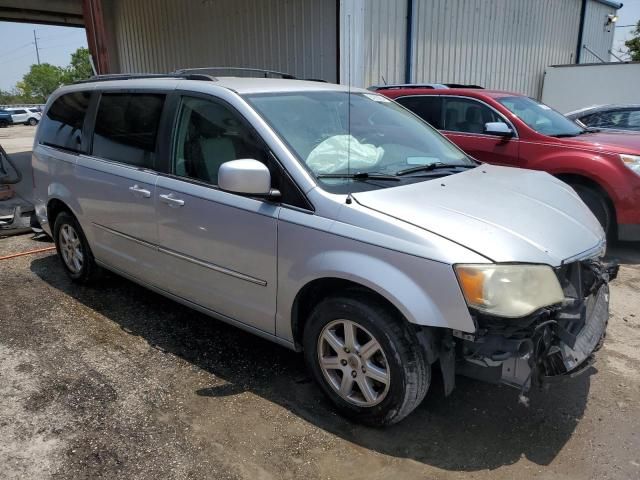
[396,163,476,176]
[316,172,400,181]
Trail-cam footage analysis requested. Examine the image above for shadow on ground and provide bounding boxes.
[607,241,640,265]
[30,254,592,472]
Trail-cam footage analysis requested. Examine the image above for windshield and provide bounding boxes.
[246,91,473,192]
[498,96,584,137]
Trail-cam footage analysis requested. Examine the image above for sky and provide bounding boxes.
[0,22,88,91]
[612,0,640,59]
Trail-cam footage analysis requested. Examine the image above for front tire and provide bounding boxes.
[571,184,612,236]
[28,118,38,126]
[303,294,430,426]
[53,212,99,284]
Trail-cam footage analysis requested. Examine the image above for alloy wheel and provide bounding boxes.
[317,319,390,406]
[59,224,84,274]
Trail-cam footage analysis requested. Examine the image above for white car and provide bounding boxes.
[6,107,41,126]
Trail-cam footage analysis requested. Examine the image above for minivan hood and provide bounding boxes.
[351,165,604,266]
[563,130,640,155]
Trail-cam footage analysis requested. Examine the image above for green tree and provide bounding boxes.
[17,63,64,103]
[61,47,93,84]
[625,20,640,61]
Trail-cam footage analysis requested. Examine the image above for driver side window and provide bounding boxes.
[443,98,501,134]
[173,96,269,185]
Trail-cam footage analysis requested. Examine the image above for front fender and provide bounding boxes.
[275,213,476,343]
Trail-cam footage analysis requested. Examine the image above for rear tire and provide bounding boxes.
[571,184,612,236]
[303,293,430,426]
[53,212,99,284]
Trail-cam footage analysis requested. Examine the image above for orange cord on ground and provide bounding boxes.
[0,246,56,261]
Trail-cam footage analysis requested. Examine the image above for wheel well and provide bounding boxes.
[291,278,402,348]
[555,173,617,223]
[46,199,73,229]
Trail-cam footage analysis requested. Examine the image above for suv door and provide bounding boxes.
[156,94,279,334]
[75,91,166,285]
[10,109,28,123]
[440,97,520,165]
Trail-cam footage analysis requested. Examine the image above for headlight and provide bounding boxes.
[620,154,640,175]
[454,264,564,318]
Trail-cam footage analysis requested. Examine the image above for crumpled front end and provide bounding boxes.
[454,259,619,400]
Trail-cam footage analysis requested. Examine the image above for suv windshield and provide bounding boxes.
[498,96,585,137]
[246,91,473,193]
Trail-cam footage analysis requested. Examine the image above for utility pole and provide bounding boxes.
[33,30,40,65]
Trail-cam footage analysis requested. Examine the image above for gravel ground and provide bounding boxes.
[1,127,639,479]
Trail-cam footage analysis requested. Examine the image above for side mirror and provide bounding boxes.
[484,122,514,137]
[218,159,279,197]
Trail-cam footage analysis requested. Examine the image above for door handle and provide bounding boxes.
[159,193,185,207]
[129,184,151,198]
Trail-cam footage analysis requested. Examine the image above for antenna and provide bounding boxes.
[347,13,352,177]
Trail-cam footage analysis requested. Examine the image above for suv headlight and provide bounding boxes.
[620,154,640,175]
[454,264,564,318]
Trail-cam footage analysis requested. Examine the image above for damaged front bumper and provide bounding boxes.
[453,259,619,397]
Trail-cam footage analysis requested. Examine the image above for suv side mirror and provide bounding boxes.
[218,159,279,197]
[484,122,514,137]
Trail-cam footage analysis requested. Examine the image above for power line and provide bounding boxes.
[0,42,33,59]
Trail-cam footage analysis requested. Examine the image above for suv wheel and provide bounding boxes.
[28,118,38,126]
[571,184,611,235]
[53,212,99,283]
[303,294,430,426]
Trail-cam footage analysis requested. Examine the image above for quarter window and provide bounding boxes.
[92,93,165,168]
[443,98,501,134]
[173,96,268,185]
[39,91,91,152]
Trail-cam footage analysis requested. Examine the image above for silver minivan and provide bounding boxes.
[32,73,617,425]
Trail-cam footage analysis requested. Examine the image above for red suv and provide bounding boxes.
[373,85,640,241]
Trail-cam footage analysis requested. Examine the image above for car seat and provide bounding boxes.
[459,106,484,134]
[187,103,237,184]
[445,108,459,131]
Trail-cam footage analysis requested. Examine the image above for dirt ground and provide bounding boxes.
[1,126,639,479]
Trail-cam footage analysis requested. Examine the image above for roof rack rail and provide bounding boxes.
[368,83,449,91]
[444,83,484,89]
[73,73,216,84]
[173,67,297,79]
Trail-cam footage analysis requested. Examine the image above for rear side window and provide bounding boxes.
[39,91,91,152]
[92,93,165,169]
[396,96,443,129]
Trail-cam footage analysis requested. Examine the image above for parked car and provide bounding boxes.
[566,104,640,133]
[373,85,640,241]
[33,75,616,425]
[0,109,14,127]
[6,107,42,125]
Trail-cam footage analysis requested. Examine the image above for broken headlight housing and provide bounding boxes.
[620,154,640,175]
[454,264,564,318]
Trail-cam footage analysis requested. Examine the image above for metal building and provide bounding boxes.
[0,0,621,98]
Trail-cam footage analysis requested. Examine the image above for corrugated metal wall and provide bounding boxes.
[581,0,617,63]
[364,0,407,87]
[104,0,337,82]
[409,0,583,98]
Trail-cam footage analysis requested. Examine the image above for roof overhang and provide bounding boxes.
[0,0,83,27]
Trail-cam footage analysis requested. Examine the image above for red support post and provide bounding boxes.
[82,0,110,74]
